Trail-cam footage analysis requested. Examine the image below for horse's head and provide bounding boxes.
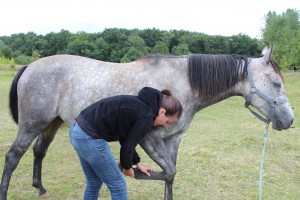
[245,46,294,131]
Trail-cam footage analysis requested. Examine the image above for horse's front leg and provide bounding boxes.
[137,133,177,181]
[137,131,183,200]
[162,133,182,200]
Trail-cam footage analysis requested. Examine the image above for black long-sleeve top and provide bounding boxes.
[75,87,162,170]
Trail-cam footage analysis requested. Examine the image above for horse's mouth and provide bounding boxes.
[272,120,283,131]
[272,120,293,131]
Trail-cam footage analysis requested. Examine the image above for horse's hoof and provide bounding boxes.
[39,192,50,199]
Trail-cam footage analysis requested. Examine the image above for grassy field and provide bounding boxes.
[0,70,299,200]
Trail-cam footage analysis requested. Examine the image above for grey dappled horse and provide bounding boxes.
[0,46,294,200]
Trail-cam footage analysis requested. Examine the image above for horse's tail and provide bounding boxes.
[9,65,28,124]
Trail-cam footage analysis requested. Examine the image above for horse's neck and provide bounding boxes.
[199,80,247,110]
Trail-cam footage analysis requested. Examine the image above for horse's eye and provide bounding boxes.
[273,82,281,88]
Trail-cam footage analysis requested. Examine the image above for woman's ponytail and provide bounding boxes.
[161,89,183,118]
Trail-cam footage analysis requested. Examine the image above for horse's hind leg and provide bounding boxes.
[0,129,39,200]
[32,118,63,198]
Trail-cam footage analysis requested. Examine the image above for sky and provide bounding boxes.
[0,0,299,38]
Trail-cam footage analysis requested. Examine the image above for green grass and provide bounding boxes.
[0,70,299,200]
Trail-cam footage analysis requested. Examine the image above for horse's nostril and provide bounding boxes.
[291,119,294,125]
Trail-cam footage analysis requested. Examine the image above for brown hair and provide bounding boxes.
[161,89,183,118]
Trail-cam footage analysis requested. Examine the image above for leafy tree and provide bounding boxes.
[139,28,164,48]
[128,35,148,56]
[0,41,13,59]
[2,33,38,56]
[262,9,300,69]
[21,32,39,56]
[65,39,94,58]
[120,56,131,63]
[42,30,72,56]
[152,41,169,54]
[3,33,24,52]
[110,50,123,63]
[102,28,130,62]
[120,35,150,62]
[289,30,300,70]
[204,35,230,54]
[34,38,49,57]
[0,56,15,65]
[179,33,206,53]
[29,50,41,63]
[169,30,191,52]
[161,31,174,52]
[93,37,110,61]
[228,34,259,55]
[14,55,31,65]
[171,43,191,55]
[53,29,73,54]
[279,55,291,70]
[121,47,140,62]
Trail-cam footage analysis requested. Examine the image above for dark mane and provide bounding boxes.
[188,54,248,99]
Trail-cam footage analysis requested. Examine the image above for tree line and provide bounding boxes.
[0,9,299,70]
[0,29,260,63]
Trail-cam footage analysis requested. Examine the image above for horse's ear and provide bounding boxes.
[262,44,275,64]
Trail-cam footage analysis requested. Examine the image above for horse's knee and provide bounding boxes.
[164,168,177,181]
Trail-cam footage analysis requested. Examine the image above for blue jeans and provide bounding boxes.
[69,122,127,200]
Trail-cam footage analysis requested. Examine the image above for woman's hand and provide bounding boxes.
[123,168,135,178]
[136,162,154,176]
